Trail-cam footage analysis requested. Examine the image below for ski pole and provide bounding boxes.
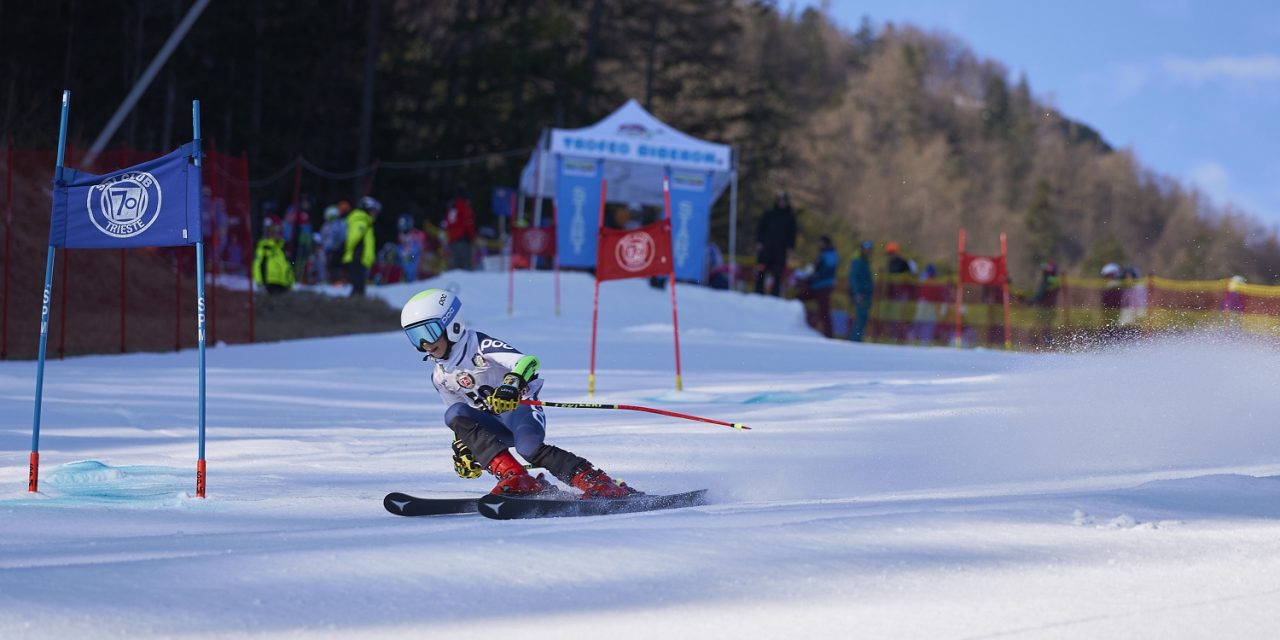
[520,400,750,431]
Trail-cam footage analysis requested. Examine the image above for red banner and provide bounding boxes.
[959,253,1007,285]
[595,220,673,282]
[513,226,556,257]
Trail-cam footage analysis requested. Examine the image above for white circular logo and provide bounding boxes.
[968,257,996,284]
[86,171,163,238]
[521,228,550,254]
[615,231,655,272]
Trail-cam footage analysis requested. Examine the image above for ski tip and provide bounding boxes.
[384,492,482,517]
[731,422,750,431]
[383,492,411,514]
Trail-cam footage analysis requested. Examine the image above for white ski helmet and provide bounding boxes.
[401,288,465,351]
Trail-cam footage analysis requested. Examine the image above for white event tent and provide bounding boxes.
[518,99,740,283]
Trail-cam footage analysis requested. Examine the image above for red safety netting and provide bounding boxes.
[0,143,254,359]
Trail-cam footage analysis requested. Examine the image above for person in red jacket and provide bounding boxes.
[444,186,477,271]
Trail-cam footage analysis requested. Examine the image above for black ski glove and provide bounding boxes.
[485,373,525,414]
[451,438,483,479]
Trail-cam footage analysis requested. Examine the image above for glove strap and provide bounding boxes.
[510,355,540,383]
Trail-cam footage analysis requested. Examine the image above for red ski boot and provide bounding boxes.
[487,451,546,495]
[569,463,634,499]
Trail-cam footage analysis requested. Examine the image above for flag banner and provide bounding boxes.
[554,155,603,268]
[513,225,556,257]
[491,186,516,219]
[49,142,201,249]
[666,169,714,282]
[596,219,672,282]
[959,253,1007,285]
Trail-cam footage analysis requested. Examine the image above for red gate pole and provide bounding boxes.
[2,138,11,359]
[588,274,602,396]
[662,173,683,392]
[1001,233,1011,350]
[954,229,965,348]
[587,179,607,396]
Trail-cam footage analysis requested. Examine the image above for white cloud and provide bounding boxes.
[1077,62,1152,106]
[1111,63,1152,100]
[1162,54,1280,83]
[1185,161,1280,227]
[1142,0,1193,18]
[1187,160,1232,199]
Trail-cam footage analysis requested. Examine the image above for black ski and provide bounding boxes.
[476,489,708,520]
[383,492,479,517]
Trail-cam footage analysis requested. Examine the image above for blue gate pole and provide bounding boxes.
[193,99,207,498]
[30,90,71,492]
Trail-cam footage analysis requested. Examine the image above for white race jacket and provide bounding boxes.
[428,329,543,412]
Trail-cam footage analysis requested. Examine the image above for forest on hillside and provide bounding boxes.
[3,0,1278,285]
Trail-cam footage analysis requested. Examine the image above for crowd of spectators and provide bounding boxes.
[249,184,1211,351]
[735,187,1185,348]
[251,186,486,297]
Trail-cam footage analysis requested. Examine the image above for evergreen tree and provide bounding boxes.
[1081,235,1128,278]
[1024,180,1060,268]
[1,1,1276,284]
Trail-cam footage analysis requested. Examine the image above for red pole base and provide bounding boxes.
[196,458,206,498]
[28,451,38,492]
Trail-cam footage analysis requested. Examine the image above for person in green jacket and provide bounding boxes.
[253,219,295,295]
[343,196,381,297]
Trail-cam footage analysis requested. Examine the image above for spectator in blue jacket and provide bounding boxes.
[848,240,875,341]
[798,236,839,337]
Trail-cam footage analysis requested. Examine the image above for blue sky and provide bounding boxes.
[811,0,1280,231]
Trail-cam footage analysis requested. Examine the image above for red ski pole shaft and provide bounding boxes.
[520,400,750,431]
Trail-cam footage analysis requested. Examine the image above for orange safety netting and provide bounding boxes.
[811,273,1280,350]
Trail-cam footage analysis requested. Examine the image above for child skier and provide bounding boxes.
[400,288,634,499]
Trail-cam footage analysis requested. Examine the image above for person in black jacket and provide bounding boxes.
[754,190,797,297]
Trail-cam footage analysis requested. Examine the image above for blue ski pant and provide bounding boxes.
[444,402,585,481]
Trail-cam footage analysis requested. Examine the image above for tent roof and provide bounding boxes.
[520,99,734,207]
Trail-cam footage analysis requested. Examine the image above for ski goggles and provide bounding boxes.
[404,319,447,349]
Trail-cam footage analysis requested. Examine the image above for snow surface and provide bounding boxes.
[3,270,1280,639]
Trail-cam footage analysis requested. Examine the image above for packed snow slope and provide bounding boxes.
[3,270,1280,639]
